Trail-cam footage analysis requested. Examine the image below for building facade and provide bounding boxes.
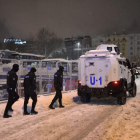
[65,34,140,64]
[127,34,140,64]
[4,38,26,45]
[65,36,92,60]
[92,36,105,50]
[106,34,128,58]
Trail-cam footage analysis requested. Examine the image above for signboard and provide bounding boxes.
[2,67,11,72]
[47,67,52,70]
[64,67,67,71]
[46,84,52,88]
[63,83,66,86]
[27,66,31,71]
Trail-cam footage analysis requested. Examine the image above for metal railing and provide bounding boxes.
[0,59,78,100]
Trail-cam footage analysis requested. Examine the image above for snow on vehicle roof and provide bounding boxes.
[79,49,110,58]
[36,54,45,57]
[86,50,109,53]
[96,44,117,50]
[12,52,44,56]
[43,58,70,62]
[43,59,79,63]
[0,50,45,57]
[11,52,45,57]
[0,49,17,53]
[117,57,126,60]
[0,81,6,85]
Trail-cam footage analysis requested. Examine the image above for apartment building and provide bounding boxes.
[65,36,92,60]
[106,34,128,58]
[128,34,140,64]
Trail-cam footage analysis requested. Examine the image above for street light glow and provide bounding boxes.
[77,42,80,46]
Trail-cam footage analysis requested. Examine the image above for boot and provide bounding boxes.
[59,105,65,108]
[3,114,12,118]
[31,110,38,115]
[24,105,30,115]
[49,105,55,109]
[24,111,30,115]
[59,100,65,108]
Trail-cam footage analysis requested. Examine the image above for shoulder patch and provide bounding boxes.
[54,74,57,77]
[25,76,29,78]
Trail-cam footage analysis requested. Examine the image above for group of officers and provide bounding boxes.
[3,64,65,118]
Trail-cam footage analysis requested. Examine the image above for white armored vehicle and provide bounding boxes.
[78,44,136,105]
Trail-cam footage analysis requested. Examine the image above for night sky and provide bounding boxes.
[0,0,140,40]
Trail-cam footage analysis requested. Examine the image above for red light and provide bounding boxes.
[78,80,81,84]
[114,81,118,84]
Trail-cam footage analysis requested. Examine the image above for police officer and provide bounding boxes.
[49,66,65,109]
[23,67,38,115]
[3,64,19,118]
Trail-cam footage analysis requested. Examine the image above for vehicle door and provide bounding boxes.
[122,61,128,80]
[85,57,111,88]
[126,61,132,84]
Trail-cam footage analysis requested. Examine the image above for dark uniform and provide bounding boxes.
[23,67,38,115]
[49,66,65,109]
[3,64,19,118]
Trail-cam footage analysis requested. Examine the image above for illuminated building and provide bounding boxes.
[4,38,26,45]
[65,36,92,60]
[106,33,128,58]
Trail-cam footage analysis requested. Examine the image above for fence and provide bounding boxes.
[0,58,78,101]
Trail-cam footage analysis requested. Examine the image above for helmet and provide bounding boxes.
[12,64,19,72]
[59,66,64,71]
[30,67,36,73]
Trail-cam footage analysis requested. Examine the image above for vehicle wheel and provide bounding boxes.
[81,93,91,103]
[86,93,91,102]
[130,82,137,97]
[117,86,127,105]
[81,96,87,103]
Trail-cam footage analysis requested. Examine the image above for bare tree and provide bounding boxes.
[51,48,66,59]
[37,27,63,57]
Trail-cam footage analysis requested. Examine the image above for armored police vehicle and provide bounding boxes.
[78,44,136,105]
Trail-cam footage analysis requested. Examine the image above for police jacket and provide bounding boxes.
[7,70,18,89]
[24,72,36,92]
[54,70,63,90]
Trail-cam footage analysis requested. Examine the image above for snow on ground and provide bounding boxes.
[0,77,140,140]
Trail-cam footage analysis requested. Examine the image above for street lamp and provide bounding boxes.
[77,42,80,58]
[73,42,81,59]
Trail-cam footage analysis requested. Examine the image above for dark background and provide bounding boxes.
[0,0,140,40]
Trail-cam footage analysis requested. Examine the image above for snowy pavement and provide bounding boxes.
[0,78,140,140]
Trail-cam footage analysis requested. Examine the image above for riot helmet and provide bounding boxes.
[30,67,36,73]
[59,66,64,72]
[12,64,19,72]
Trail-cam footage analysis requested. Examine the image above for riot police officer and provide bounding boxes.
[23,67,38,115]
[3,64,19,118]
[49,66,65,109]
